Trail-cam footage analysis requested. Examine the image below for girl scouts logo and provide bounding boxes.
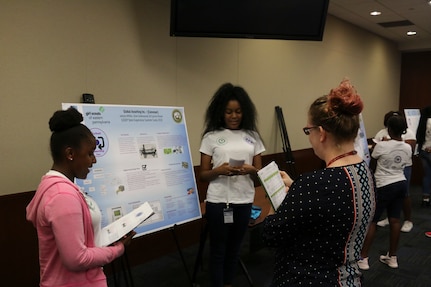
[217,137,227,145]
[394,155,402,163]
[172,109,183,123]
[91,128,109,157]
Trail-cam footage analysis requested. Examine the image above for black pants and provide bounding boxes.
[205,202,252,287]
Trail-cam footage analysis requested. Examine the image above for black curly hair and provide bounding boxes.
[49,107,94,161]
[202,83,260,137]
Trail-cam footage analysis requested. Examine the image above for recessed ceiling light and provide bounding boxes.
[370,11,382,16]
[406,31,417,36]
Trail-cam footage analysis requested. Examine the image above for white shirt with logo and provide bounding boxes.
[372,140,412,188]
[200,129,265,204]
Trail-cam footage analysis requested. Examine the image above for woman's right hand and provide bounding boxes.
[280,171,293,190]
[216,162,240,176]
[118,230,136,247]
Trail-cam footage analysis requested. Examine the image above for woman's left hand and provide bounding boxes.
[234,164,258,175]
[280,171,293,188]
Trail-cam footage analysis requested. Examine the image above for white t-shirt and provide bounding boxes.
[200,129,265,204]
[374,127,415,164]
[82,193,103,246]
[372,140,412,188]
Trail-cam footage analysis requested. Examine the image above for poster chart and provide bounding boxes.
[404,108,421,134]
[62,103,202,237]
[404,108,421,155]
[354,113,371,166]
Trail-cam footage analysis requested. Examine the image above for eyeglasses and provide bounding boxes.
[303,126,319,135]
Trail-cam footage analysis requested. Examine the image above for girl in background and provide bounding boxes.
[374,111,416,232]
[360,114,412,269]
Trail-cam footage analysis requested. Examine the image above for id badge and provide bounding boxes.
[223,207,234,224]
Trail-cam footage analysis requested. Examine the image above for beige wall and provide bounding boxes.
[0,0,401,195]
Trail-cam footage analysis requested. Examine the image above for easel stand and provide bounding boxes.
[275,106,297,179]
[109,249,134,287]
[192,216,254,287]
[170,224,195,287]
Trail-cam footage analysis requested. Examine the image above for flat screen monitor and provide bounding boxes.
[170,0,329,41]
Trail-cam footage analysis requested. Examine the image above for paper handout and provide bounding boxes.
[99,201,154,247]
[229,158,245,167]
[257,161,287,210]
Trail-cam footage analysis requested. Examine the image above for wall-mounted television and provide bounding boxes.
[170,0,329,41]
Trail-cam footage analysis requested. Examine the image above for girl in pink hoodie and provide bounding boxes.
[26,108,134,287]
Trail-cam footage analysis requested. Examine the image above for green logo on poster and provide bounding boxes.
[172,109,183,123]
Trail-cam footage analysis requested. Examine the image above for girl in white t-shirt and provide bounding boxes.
[360,114,412,269]
[374,111,416,233]
[199,83,265,287]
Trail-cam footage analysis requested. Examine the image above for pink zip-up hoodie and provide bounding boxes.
[26,174,124,287]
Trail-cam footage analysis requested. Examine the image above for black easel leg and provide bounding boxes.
[108,251,134,287]
[170,224,194,287]
[109,259,119,287]
[239,259,254,286]
[119,255,130,287]
[123,250,134,287]
[192,219,208,283]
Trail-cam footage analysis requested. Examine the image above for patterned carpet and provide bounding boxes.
[109,185,431,287]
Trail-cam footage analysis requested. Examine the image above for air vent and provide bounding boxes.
[378,20,414,28]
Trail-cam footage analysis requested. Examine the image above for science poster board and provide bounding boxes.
[404,108,421,134]
[354,113,371,166]
[62,103,202,237]
[404,108,421,155]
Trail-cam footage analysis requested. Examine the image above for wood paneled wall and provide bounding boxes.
[399,51,431,110]
[399,51,431,186]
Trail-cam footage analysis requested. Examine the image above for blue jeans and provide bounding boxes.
[419,150,431,196]
[205,202,252,287]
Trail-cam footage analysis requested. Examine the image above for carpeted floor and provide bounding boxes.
[108,185,431,287]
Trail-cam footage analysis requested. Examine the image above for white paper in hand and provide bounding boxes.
[257,161,287,210]
[229,158,245,167]
[99,201,154,247]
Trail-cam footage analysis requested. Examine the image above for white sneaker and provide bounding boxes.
[379,253,398,268]
[401,220,413,232]
[357,257,369,270]
[377,218,389,227]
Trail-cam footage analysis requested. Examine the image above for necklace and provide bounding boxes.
[326,150,357,167]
